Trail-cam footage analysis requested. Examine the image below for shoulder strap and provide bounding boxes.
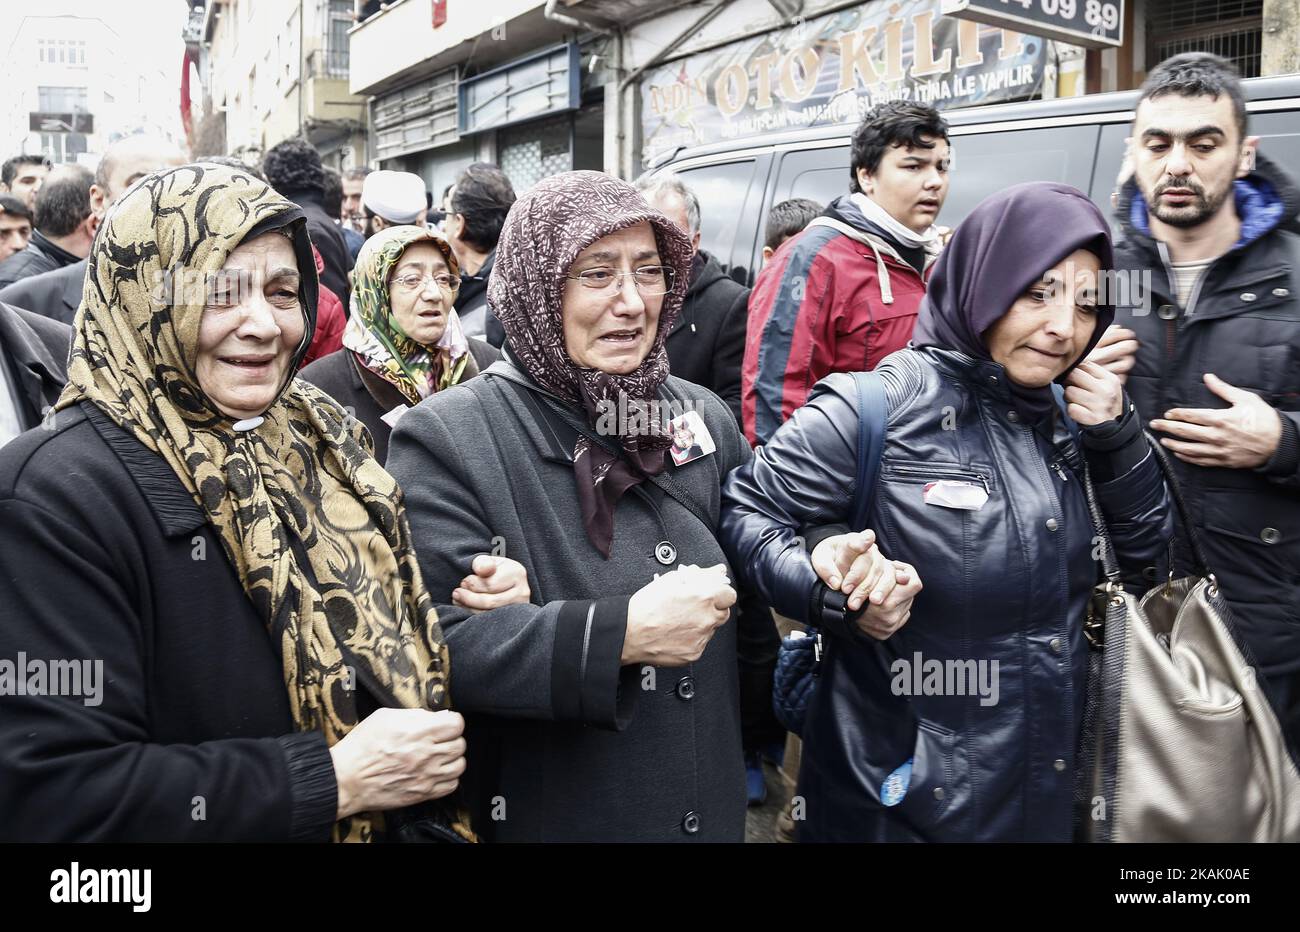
[646,467,717,534]
[849,371,888,531]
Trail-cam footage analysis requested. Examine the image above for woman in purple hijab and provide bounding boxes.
[722,182,1172,842]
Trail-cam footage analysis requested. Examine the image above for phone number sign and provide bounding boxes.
[941,0,1122,48]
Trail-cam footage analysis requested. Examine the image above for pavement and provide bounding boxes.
[744,757,793,843]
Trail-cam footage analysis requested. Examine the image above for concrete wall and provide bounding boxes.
[349,0,545,96]
[1262,0,1300,77]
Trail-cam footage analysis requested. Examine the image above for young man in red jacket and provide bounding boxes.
[742,101,952,445]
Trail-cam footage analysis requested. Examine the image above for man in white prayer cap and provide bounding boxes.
[362,170,428,237]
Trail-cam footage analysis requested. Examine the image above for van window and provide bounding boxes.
[770,125,1098,229]
[1092,123,1129,220]
[674,159,763,280]
[940,125,1098,225]
[773,145,852,210]
[1246,110,1300,180]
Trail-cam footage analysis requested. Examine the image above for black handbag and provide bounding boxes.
[384,801,473,844]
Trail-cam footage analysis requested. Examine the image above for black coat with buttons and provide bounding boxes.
[720,349,1171,841]
[1113,153,1300,674]
[298,339,500,464]
[0,403,338,841]
[665,251,749,427]
[386,360,750,842]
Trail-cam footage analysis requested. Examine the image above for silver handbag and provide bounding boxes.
[1077,432,1300,842]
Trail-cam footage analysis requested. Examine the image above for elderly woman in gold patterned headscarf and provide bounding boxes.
[0,162,472,842]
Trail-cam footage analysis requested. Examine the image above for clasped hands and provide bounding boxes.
[810,530,921,640]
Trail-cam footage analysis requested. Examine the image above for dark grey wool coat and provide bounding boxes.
[298,339,500,464]
[386,360,751,842]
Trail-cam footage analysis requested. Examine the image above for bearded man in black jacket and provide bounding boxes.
[1087,53,1300,744]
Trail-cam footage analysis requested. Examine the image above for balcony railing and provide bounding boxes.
[306,46,350,80]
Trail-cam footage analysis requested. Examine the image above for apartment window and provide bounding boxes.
[326,0,352,78]
[286,10,299,84]
[44,39,87,65]
[1148,0,1263,77]
[40,133,63,161]
[38,86,89,113]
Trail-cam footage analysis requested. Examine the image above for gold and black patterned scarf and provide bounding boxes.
[56,162,467,843]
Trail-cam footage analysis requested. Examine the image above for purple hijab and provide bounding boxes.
[911,182,1115,422]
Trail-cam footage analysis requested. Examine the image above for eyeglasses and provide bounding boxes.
[566,265,676,296]
[389,271,461,293]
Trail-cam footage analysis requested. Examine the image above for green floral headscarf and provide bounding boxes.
[343,225,471,405]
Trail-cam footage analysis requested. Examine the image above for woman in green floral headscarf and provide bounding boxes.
[300,225,501,463]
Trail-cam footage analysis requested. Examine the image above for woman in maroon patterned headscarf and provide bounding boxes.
[486,170,695,557]
[386,171,757,842]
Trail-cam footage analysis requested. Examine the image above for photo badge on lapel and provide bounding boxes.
[668,410,715,467]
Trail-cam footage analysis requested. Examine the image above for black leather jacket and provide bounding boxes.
[720,347,1172,841]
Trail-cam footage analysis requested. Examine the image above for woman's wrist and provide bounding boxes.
[1079,403,1147,482]
[1079,400,1135,445]
[329,743,357,821]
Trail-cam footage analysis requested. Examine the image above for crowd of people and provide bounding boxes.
[0,51,1296,842]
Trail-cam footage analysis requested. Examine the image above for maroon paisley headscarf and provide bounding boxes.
[488,170,693,557]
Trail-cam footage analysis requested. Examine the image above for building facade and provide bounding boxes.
[2,13,183,167]
[193,0,368,168]
[345,0,1297,191]
[348,0,612,197]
